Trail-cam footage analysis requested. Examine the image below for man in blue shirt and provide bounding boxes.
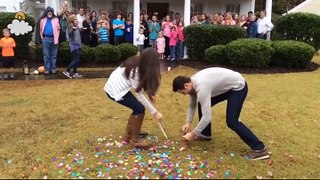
[113,13,125,45]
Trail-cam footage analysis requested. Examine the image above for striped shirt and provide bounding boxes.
[104,66,157,115]
[99,27,109,42]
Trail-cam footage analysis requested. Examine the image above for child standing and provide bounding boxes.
[156,31,165,59]
[99,22,109,44]
[148,15,160,49]
[169,26,178,61]
[125,18,133,43]
[136,28,146,54]
[63,14,82,79]
[0,28,16,79]
[177,21,185,60]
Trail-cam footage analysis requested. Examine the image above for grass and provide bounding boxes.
[0,57,320,179]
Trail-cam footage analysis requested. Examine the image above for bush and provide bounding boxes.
[273,13,320,51]
[56,41,72,66]
[225,39,274,68]
[204,45,227,64]
[117,43,138,61]
[0,12,35,59]
[80,45,95,63]
[184,24,246,60]
[95,44,120,63]
[34,45,43,62]
[271,40,315,68]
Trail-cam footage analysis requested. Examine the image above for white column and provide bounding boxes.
[251,0,255,12]
[266,0,272,40]
[183,0,191,59]
[133,0,140,46]
[45,0,50,8]
[184,0,191,26]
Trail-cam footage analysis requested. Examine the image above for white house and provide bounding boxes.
[20,0,45,20]
[0,0,23,12]
[287,0,320,16]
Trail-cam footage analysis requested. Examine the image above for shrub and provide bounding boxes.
[273,13,320,51]
[34,45,43,62]
[225,39,274,68]
[80,45,95,63]
[0,12,35,59]
[95,44,120,63]
[117,43,138,61]
[204,45,227,64]
[184,24,246,60]
[271,40,315,68]
[56,41,72,66]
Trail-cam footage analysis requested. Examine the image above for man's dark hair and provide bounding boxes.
[172,76,191,92]
[248,11,253,15]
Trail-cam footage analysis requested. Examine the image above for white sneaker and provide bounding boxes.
[63,71,72,79]
[73,73,83,78]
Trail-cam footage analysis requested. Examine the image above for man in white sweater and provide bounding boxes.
[172,67,269,160]
[257,10,274,39]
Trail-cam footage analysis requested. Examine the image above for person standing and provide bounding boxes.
[125,18,134,44]
[63,14,82,79]
[161,15,172,59]
[148,15,160,49]
[104,48,163,148]
[113,12,125,46]
[39,6,60,75]
[0,28,16,79]
[172,67,269,160]
[58,3,69,43]
[256,10,274,39]
[82,13,92,45]
[136,28,146,54]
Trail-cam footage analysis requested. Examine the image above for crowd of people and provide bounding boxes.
[0,2,274,79]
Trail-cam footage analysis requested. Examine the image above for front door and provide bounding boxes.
[147,3,169,21]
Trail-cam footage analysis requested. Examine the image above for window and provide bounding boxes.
[255,0,265,12]
[226,4,240,14]
[112,1,128,18]
[72,0,87,12]
[191,3,203,16]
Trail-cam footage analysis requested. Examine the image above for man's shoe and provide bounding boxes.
[51,69,57,74]
[250,147,270,160]
[10,73,14,79]
[44,71,49,75]
[3,73,8,79]
[63,71,72,79]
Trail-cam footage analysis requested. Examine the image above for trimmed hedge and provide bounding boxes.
[118,43,138,61]
[273,13,320,51]
[0,12,35,59]
[225,39,274,68]
[204,45,226,64]
[95,44,121,63]
[271,40,315,68]
[34,43,136,65]
[184,25,246,61]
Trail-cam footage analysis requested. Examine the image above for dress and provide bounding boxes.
[156,37,165,53]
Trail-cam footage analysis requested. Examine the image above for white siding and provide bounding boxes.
[288,0,320,16]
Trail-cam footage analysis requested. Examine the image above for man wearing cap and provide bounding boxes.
[172,67,269,160]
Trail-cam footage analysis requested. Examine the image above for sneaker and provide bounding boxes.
[0,75,2,80]
[194,136,212,141]
[72,73,82,78]
[63,71,72,79]
[51,69,57,74]
[3,73,8,79]
[10,73,14,79]
[44,71,49,75]
[249,147,270,160]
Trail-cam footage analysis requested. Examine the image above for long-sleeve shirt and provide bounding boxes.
[187,67,246,135]
[104,66,157,115]
[257,17,274,34]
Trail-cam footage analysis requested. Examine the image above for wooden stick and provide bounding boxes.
[156,120,168,139]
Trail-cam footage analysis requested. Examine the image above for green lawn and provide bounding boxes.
[0,57,320,178]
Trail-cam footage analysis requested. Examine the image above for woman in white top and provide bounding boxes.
[104,48,163,148]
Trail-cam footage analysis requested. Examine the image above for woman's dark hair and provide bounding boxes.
[172,76,191,92]
[122,48,161,96]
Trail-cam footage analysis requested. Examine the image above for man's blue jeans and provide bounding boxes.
[42,37,58,72]
[198,83,265,150]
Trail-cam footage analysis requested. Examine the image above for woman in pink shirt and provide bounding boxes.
[169,26,178,60]
[162,15,172,59]
[177,20,185,60]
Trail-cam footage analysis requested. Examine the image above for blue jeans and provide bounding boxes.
[170,46,176,60]
[42,37,58,72]
[177,41,185,59]
[198,83,265,150]
[66,49,80,73]
[107,91,145,115]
